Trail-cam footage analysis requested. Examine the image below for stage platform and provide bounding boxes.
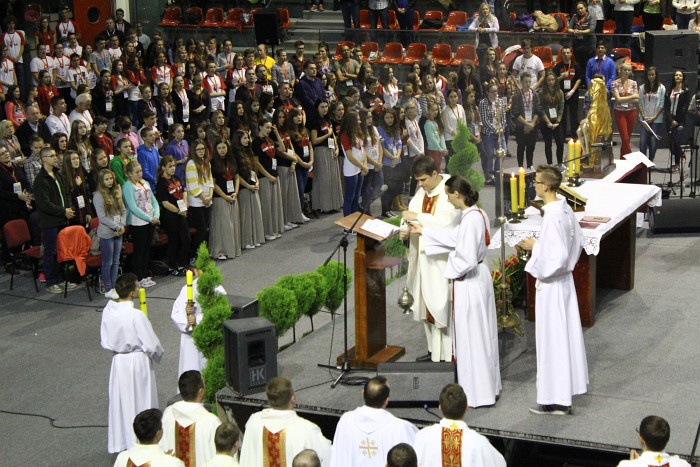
[218,231,700,463]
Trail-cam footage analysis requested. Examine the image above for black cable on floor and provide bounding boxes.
[0,409,107,429]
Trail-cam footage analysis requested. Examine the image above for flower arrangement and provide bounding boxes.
[491,253,526,306]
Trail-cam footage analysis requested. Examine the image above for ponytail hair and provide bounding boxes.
[445,175,479,206]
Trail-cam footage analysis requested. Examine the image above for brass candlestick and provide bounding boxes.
[186,300,196,332]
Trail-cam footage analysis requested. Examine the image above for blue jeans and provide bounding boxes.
[99,235,122,292]
[639,122,662,162]
[295,167,309,208]
[481,133,505,178]
[360,168,384,214]
[343,173,364,217]
[42,226,61,287]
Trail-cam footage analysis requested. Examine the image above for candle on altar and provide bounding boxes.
[510,173,518,213]
[139,288,148,318]
[518,167,526,209]
[186,270,194,302]
[567,139,575,178]
[574,140,582,174]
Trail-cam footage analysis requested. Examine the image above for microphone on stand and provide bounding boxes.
[590,141,618,148]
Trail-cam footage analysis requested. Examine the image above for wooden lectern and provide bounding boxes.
[335,212,405,369]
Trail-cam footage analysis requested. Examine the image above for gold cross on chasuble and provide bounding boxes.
[441,426,463,466]
[263,428,287,467]
[359,437,379,458]
[175,421,196,467]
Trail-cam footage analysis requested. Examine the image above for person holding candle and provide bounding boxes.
[410,176,501,407]
[101,272,164,453]
[171,267,227,378]
[519,165,588,416]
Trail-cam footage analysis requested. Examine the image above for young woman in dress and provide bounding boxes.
[186,140,214,260]
[209,139,241,260]
[464,90,487,182]
[538,71,565,165]
[253,118,285,240]
[233,130,265,249]
[310,98,343,213]
[410,175,501,408]
[61,150,94,227]
[155,156,190,276]
[122,160,159,287]
[92,169,126,299]
[272,108,305,230]
[110,58,132,120]
[638,66,665,163]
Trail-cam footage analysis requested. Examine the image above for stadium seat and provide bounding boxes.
[334,41,355,61]
[550,12,568,32]
[278,8,291,28]
[603,19,616,34]
[361,42,379,62]
[224,8,244,30]
[202,7,224,27]
[453,43,479,66]
[412,10,421,29]
[360,9,372,28]
[432,43,453,66]
[403,42,427,64]
[185,7,203,25]
[387,10,400,29]
[24,4,42,24]
[422,10,445,29]
[378,42,404,64]
[613,47,645,72]
[533,45,554,69]
[160,6,182,27]
[444,10,468,31]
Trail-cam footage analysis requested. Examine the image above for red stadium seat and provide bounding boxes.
[412,10,421,30]
[613,48,645,72]
[360,9,371,29]
[444,11,467,31]
[202,7,224,27]
[403,42,427,64]
[160,6,182,27]
[453,44,479,66]
[387,10,400,29]
[533,45,554,69]
[603,19,616,34]
[224,8,244,30]
[361,42,379,62]
[550,12,568,32]
[278,8,291,28]
[432,43,453,66]
[333,41,355,61]
[378,42,404,64]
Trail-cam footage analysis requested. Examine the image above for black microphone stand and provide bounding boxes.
[318,212,365,388]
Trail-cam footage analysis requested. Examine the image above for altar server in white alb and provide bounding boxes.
[160,370,222,467]
[414,384,506,467]
[401,156,459,363]
[239,377,332,466]
[617,416,690,467]
[171,268,227,379]
[520,165,588,415]
[113,409,184,467]
[412,176,501,407]
[101,273,164,454]
[205,422,241,467]
[331,376,418,467]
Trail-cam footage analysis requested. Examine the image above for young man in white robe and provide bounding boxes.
[113,408,184,467]
[330,376,418,467]
[239,377,332,466]
[520,165,588,415]
[160,370,222,467]
[400,156,459,362]
[414,384,506,467]
[413,176,501,408]
[617,416,690,467]
[101,272,164,454]
[171,268,227,379]
[205,422,241,467]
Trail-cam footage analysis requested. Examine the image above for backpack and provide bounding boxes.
[512,13,534,32]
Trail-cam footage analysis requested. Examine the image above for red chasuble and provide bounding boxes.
[263,427,287,467]
[175,421,196,467]
[441,426,463,466]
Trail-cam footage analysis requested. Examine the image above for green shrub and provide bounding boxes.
[257,286,298,338]
[447,121,485,192]
[316,260,351,314]
[297,271,327,331]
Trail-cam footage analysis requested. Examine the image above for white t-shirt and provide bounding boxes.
[340,134,365,177]
[2,31,26,63]
[53,55,70,88]
[67,66,89,98]
[513,54,544,89]
[30,56,52,85]
[0,58,15,93]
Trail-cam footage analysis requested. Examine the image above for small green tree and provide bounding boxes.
[192,243,232,404]
[316,260,352,314]
[276,275,314,342]
[447,121,485,192]
[297,271,327,331]
[256,286,298,341]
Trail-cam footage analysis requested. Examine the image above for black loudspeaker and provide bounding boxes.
[649,199,700,233]
[254,11,280,47]
[377,362,456,407]
[228,295,259,320]
[645,30,698,75]
[223,317,277,395]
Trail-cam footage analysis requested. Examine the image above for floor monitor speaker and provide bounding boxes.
[377,362,456,407]
[649,198,700,233]
[228,295,259,320]
[645,30,698,75]
[223,317,277,395]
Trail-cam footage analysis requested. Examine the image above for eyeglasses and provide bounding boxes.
[533,180,547,186]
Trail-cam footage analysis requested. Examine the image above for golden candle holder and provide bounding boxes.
[509,207,521,224]
[496,282,524,336]
[186,300,196,332]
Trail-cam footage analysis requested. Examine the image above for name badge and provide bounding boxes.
[303,145,309,157]
[166,115,174,126]
[177,199,187,212]
[263,85,272,94]
[403,145,408,155]
[13,182,22,194]
[183,102,189,122]
[105,100,113,112]
[271,158,277,170]
[525,110,533,121]
[346,80,353,87]
[226,180,235,193]
[251,173,257,183]
[548,108,557,120]
[564,79,572,90]
[327,137,335,149]
[77,195,85,209]
[114,214,121,225]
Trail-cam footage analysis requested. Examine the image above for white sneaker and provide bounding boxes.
[244,244,255,250]
[66,282,78,290]
[265,235,277,241]
[105,289,119,300]
[284,224,294,231]
[217,254,228,260]
[300,215,310,223]
[140,277,156,288]
[255,243,261,247]
[46,284,63,294]
[274,233,282,238]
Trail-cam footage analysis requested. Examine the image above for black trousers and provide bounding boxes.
[188,206,210,258]
[130,223,155,280]
[562,92,580,139]
[160,211,191,269]
[515,126,538,168]
[540,121,564,164]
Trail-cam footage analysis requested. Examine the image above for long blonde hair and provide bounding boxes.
[98,169,125,216]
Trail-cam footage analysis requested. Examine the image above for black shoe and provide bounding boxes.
[415,352,432,362]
